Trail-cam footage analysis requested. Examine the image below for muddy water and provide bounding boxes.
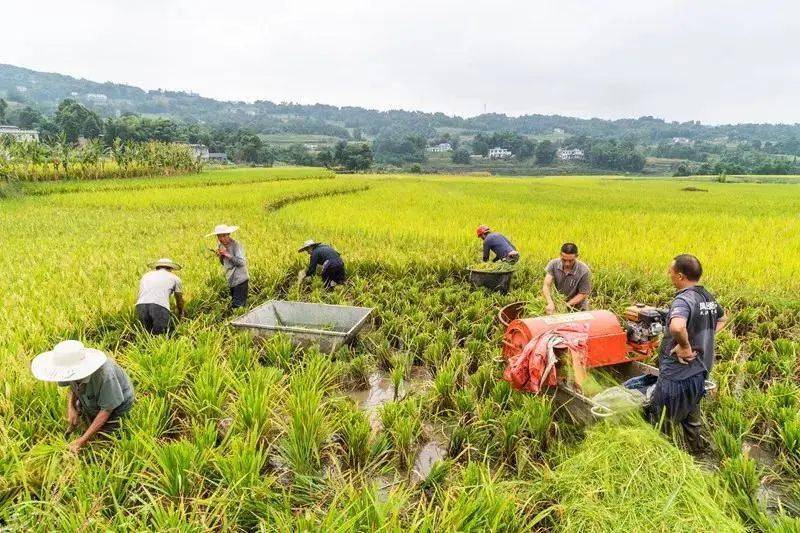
[411,440,448,482]
[346,367,449,481]
[346,367,432,430]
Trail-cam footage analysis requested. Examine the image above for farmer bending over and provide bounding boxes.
[476,225,520,263]
[207,224,249,308]
[136,258,185,334]
[31,340,135,453]
[298,239,346,289]
[648,254,726,452]
[542,242,591,314]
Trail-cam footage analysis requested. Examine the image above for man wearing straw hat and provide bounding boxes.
[207,224,249,308]
[297,239,346,289]
[135,258,185,335]
[31,340,135,453]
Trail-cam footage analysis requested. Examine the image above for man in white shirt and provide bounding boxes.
[135,258,185,334]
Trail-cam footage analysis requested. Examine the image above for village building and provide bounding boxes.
[0,125,40,142]
[181,143,210,161]
[487,147,512,159]
[426,142,452,152]
[671,137,692,145]
[557,147,585,161]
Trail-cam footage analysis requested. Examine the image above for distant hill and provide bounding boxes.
[3,63,800,144]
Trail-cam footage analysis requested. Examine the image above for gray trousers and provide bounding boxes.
[136,303,171,335]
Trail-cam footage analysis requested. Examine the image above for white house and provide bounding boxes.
[671,137,691,145]
[487,147,512,159]
[182,143,209,161]
[553,128,565,134]
[557,148,585,161]
[426,142,452,152]
[0,125,40,142]
[86,93,108,103]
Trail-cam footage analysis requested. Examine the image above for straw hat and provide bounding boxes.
[298,239,320,252]
[31,340,107,383]
[149,258,182,270]
[206,224,239,237]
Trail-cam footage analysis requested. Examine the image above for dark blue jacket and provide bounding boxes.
[306,245,343,277]
[483,232,517,262]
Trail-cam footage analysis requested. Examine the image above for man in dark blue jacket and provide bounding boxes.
[298,239,346,289]
[648,254,726,452]
[476,225,519,263]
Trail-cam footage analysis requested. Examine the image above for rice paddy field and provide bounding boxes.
[2,167,800,531]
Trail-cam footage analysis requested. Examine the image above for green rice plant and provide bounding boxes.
[713,427,744,460]
[716,330,742,362]
[712,396,755,442]
[419,458,453,501]
[380,398,423,470]
[490,380,514,410]
[520,395,551,454]
[179,360,230,423]
[125,339,191,396]
[123,395,172,439]
[336,404,373,471]
[412,462,532,531]
[468,362,495,400]
[342,353,372,389]
[719,454,760,506]
[279,352,340,477]
[431,367,457,413]
[145,439,206,499]
[258,333,295,371]
[772,339,799,378]
[548,422,745,531]
[778,415,800,467]
[453,389,477,420]
[232,366,284,439]
[214,431,269,491]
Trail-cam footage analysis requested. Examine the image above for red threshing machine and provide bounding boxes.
[499,303,716,422]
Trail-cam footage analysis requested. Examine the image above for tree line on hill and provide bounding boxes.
[0,97,372,170]
[8,62,800,150]
[2,90,798,176]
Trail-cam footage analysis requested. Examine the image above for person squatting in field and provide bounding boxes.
[135,258,185,334]
[647,254,726,452]
[31,340,135,453]
[542,242,592,314]
[476,225,520,264]
[298,239,346,290]
[208,224,249,308]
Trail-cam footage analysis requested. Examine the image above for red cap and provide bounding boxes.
[476,225,491,237]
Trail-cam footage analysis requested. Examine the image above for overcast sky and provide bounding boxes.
[1,1,798,124]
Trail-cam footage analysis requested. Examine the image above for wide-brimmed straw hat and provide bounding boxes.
[206,224,239,237]
[149,258,182,270]
[298,239,320,252]
[31,340,107,383]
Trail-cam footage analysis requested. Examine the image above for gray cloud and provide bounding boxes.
[2,0,798,124]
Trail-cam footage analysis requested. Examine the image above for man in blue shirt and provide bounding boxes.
[648,254,726,452]
[298,239,346,289]
[477,225,519,263]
